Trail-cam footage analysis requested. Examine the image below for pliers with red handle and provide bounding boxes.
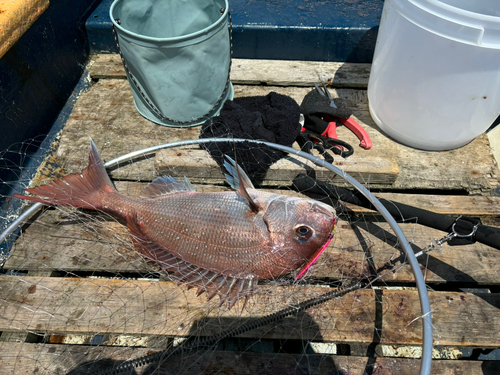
[299,81,373,160]
[324,114,372,150]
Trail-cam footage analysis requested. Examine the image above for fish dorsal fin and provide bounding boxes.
[223,156,259,213]
[140,176,195,198]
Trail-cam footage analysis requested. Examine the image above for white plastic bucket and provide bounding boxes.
[110,0,234,127]
[368,0,500,150]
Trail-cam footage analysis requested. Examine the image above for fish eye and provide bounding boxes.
[295,225,313,241]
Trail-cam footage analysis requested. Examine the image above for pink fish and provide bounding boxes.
[14,141,336,308]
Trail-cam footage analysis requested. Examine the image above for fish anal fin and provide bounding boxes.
[214,277,257,310]
[140,176,195,198]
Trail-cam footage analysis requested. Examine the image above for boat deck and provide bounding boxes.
[1,55,500,374]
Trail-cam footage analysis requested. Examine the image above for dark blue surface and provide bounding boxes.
[87,0,382,62]
[0,0,102,151]
[87,0,117,53]
[0,73,93,260]
[0,0,101,262]
[0,0,102,205]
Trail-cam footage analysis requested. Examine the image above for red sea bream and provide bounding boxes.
[15,141,336,307]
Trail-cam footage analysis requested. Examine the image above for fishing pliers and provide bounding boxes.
[296,113,353,162]
[298,81,372,160]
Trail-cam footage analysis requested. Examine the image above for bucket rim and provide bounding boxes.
[389,0,500,48]
[405,0,500,22]
[110,0,229,43]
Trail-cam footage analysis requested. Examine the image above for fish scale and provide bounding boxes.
[14,140,336,308]
[134,193,271,277]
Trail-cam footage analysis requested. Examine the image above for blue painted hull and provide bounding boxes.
[88,0,382,62]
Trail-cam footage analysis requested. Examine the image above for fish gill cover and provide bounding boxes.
[0,131,434,374]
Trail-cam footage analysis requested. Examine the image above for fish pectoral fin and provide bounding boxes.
[223,156,259,214]
[140,176,195,198]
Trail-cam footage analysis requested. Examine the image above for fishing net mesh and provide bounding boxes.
[0,127,437,374]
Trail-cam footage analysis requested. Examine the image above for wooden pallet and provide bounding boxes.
[1,55,500,374]
[55,54,499,193]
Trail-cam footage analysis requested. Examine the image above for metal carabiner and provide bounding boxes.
[451,216,480,238]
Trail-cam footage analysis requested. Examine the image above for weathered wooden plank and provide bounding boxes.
[107,181,500,219]
[7,205,368,275]
[6,179,500,284]
[5,207,145,273]
[228,87,500,193]
[54,77,499,192]
[489,120,500,167]
[89,54,372,88]
[5,208,144,273]
[0,276,499,347]
[55,79,197,181]
[55,80,393,186]
[155,147,399,186]
[351,192,500,219]
[6,197,500,285]
[0,342,496,375]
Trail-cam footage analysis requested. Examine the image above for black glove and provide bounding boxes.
[200,92,301,184]
[299,88,352,134]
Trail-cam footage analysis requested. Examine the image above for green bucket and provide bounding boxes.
[110,0,234,127]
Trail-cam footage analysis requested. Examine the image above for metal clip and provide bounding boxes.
[451,216,479,238]
[433,232,457,249]
[414,233,454,259]
[414,217,480,259]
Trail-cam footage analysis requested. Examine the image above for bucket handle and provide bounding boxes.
[112,9,233,126]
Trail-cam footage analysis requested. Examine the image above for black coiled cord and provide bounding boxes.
[95,281,364,375]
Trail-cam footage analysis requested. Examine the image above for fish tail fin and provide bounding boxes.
[14,139,116,210]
